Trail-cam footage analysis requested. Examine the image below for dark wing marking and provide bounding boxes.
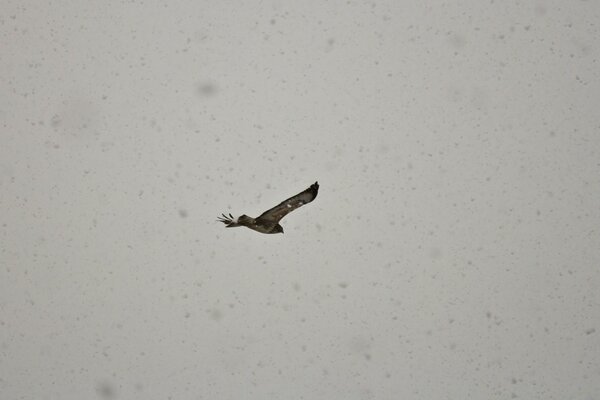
[257,182,319,223]
[217,213,236,226]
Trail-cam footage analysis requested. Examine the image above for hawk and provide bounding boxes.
[218,182,319,234]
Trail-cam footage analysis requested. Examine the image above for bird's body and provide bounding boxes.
[218,182,319,234]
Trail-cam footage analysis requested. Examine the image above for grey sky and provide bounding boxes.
[1,1,599,399]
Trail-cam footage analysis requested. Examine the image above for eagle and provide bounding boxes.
[218,181,319,234]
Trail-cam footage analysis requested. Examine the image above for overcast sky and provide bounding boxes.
[1,1,599,399]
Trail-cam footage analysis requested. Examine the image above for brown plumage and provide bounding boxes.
[217,182,319,234]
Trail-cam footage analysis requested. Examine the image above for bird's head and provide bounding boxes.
[275,225,284,234]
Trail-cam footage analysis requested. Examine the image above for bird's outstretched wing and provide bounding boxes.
[256,182,319,224]
[217,213,237,227]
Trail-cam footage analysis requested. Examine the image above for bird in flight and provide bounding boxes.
[218,181,319,234]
